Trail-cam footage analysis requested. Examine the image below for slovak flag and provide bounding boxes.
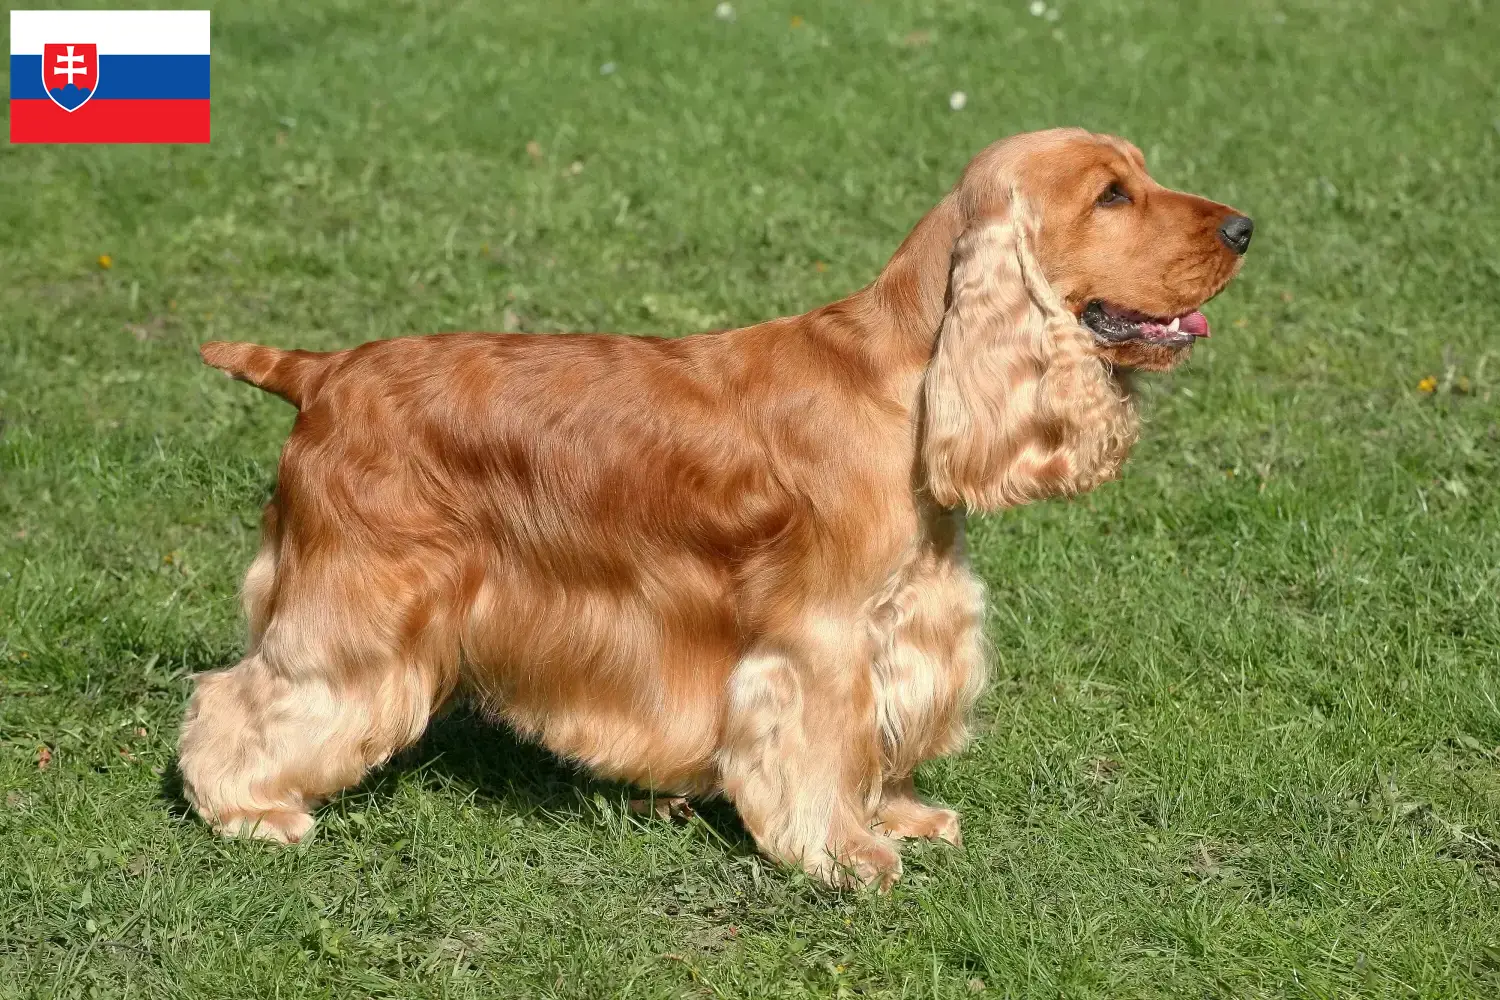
[10,10,210,144]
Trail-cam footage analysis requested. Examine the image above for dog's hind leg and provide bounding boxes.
[240,504,280,652]
[179,563,459,843]
[178,655,444,842]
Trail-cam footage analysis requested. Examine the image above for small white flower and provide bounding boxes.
[600,61,617,75]
[949,90,967,111]
[1029,1,1046,16]
[1045,6,1060,21]
[715,2,735,20]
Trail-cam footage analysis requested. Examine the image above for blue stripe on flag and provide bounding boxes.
[10,54,210,100]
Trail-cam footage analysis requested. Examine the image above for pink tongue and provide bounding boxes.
[1178,311,1210,337]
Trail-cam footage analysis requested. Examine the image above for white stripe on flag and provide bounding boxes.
[10,10,210,55]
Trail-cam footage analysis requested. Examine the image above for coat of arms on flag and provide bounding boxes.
[42,43,99,111]
[10,10,210,143]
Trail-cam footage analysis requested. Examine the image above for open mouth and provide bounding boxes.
[1080,301,1210,348]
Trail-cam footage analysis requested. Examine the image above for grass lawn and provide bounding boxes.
[3,0,1499,995]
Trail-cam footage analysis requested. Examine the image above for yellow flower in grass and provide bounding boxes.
[97,254,113,269]
[1417,375,1438,394]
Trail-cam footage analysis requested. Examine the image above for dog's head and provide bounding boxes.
[920,128,1251,511]
[1015,130,1250,370]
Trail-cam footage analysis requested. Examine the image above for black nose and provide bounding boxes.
[1217,214,1254,255]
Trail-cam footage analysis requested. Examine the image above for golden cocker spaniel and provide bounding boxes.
[180,128,1251,888]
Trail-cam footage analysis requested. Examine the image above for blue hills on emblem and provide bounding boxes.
[48,83,94,111]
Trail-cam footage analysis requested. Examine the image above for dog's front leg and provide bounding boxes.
[718,624,900,889]
[866,551,988,848]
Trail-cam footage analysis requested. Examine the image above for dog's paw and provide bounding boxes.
[822,834,903,891]
[627,796,695,822]
[214,809,315,844]
[875,801,962,847]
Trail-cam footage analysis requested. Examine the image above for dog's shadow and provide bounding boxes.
[160,707,754,851]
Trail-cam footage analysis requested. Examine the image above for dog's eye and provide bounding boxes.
[1096,182,1132,207]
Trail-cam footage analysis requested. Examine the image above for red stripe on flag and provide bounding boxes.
[10,99,210,143]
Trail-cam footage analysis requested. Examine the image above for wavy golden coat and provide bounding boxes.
[179,128,1249,887]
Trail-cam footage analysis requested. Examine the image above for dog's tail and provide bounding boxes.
[199,341,333,408]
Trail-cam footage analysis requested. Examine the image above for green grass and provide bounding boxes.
[3,0,1499,995]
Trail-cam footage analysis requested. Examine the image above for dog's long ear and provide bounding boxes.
[920,193,1139,512]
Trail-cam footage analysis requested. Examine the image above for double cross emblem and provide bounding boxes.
[41,42,98,111]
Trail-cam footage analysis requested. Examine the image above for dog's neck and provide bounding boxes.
[801,195,964,414]
[865,194,966,360]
